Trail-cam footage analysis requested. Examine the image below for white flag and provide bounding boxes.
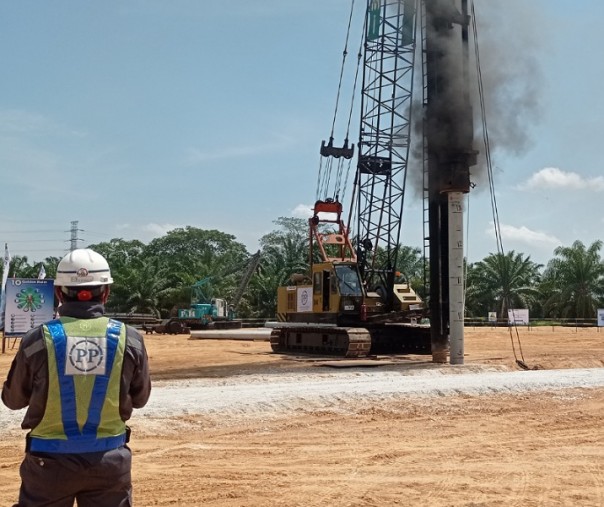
[0,243,11,330]
[38,264,47,279]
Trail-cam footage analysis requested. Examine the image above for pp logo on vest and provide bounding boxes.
[65,336,107,375]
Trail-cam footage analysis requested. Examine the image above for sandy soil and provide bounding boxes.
[1,326,604,506]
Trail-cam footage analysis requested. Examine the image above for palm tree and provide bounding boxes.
[40,256,61,280]
[250,239,309,318]
[121,258,170,317]
[395,245,424,281]
[5,255,40,278]
[541,240,604,319]
[465,251,542,319]
[249,219,310,318]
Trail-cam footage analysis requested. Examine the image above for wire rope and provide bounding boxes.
[316,0,357,201]
[336,15,365,204]
[471,1,529,370]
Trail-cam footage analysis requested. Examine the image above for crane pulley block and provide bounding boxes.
[320,137,355,159]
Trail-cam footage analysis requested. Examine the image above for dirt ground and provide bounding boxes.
[1,326,604,506]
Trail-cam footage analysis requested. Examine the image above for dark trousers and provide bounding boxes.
[15,446,132,507]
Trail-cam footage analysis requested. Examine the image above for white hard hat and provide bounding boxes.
[55,248,113,287]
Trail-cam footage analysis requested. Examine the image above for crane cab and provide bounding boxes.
[276,261,368,325]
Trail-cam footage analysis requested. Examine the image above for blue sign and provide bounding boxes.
[3,278,55,337]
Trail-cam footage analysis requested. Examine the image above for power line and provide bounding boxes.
[0,220,86,259]
[0,230,65,234]
[1,239,64,243]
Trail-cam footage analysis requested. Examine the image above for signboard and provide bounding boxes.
[488,312,497,324]
[597,309,604,327]
[3,278,55,337]
[296,287,312,313]
[508,308,529,326]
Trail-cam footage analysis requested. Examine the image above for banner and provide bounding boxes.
[367,0,381,41]
[508,308,529,326]
[38,264,47,279]
[0,243,11,330]
[3,278,55,337]
[598,309,604,327]
[296,287,313,313]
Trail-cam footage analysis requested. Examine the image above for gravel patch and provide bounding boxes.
[3,366,604,436]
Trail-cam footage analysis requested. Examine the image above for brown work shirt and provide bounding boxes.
[2,301,152,430]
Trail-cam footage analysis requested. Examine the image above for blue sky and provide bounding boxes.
[1,0,603,268]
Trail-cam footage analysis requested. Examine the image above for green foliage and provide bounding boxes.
[88,239,148,313]
[540,240,604,319]
[259,217,306,245]
[89,229,250,317]
[8,255,37,278]
[5,222,604,323]
[39,256,61,280]
[252,217,310,317]
[464,251,542,319]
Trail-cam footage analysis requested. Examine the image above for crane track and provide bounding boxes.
[270,323,432,358]
[270,327,372,358]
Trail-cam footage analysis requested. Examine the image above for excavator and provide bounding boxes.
[152,251,261,334]
[270,0,477,359]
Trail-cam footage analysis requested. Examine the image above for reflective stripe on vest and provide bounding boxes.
[29,318,127,453]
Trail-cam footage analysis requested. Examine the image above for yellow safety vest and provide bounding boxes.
[29,317,127,453]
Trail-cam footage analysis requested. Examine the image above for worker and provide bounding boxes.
[1,248,152,507]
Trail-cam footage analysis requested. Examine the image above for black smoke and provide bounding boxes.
[406,0,544,197]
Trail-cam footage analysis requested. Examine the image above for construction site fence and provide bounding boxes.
[465,318,602,330]
[106,313,162,326]
[106,314,269,329]
[101,314,604,330]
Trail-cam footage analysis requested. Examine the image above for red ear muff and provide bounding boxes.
[77,290,93,301]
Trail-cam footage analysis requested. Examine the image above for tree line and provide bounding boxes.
[2,218,604,321]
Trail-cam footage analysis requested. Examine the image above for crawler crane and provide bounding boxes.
[271,0,477,359]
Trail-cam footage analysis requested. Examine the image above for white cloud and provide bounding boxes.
[486,223,561,248]
[0,108,86,137]
[0,109,96,198]
[291,203,343,225]
[106,223,181,244]
[184,134,295,166]
[521,167,604,191]
[143,223,183,236]
[291,204,313,218]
